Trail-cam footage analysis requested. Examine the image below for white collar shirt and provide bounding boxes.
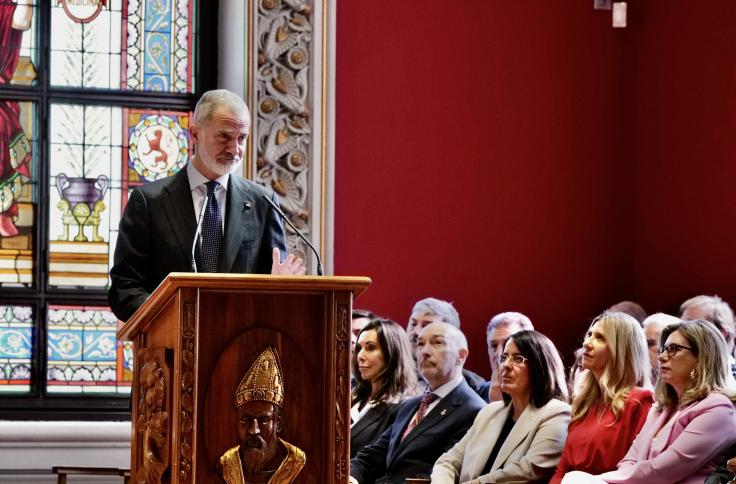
[187,162,229,232]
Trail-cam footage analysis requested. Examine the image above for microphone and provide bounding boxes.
[190,193,209,272]
[262,194,324,276]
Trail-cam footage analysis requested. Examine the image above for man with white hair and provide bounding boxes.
[109,89,305,321]
[350,322,485,484]
[680,294,736,376]
[482,311,534,402]
[642,312,680,382]
[406,297,486,397]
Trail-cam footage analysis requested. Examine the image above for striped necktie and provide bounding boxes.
[401,392,438,441]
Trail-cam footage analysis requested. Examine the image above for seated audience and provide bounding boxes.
[351,318,419,457]
[481,311,534,402]
[562,319,736,483]
[680,294,736,376]
[431,330,570,483]
[642,313,679,382]
[609,300,648,325]
[349,322,485,484]
[551,312,653,483]
[351,309,377,384]
[352,309,377,349]
[405,297,486,396]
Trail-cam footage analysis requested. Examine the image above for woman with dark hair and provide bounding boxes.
[431,330,571,483]
[350,318,419,457]
[563,319,736,484]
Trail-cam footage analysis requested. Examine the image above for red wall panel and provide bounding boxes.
[335,1,634,375]
[631,2,736,314]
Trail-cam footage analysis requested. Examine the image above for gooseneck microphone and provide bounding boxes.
[262,194,324,276]
[190,193,209,272]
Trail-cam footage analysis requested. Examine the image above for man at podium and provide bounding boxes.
[109,89,305,321]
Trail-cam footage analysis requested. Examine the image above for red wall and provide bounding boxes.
[630,2,736,313]
[334,1,736,377]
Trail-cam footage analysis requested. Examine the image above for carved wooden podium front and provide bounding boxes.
[117,273,371,484]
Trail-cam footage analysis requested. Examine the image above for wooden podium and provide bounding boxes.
[117,273,371,484]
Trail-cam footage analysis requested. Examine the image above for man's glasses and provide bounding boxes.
[659,343,694,358]
[498,353,528,366]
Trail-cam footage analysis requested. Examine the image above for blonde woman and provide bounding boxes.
[550,312,653,483]
[564,319,736,483]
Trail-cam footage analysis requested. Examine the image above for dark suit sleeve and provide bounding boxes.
[350,424,392,483]
[255,191,287,274]
[706,444,736,484]
[108,189,153,321]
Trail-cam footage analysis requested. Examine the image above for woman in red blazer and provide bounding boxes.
[550,311,654,483]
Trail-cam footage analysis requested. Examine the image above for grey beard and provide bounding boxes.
[241,436,279,475]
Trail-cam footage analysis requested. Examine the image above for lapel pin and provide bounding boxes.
[441,409,447,416]
[245,202,252,209]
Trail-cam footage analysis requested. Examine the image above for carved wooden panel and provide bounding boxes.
[178,302,196,483]
[135,347,172,484]
[334,301,350,480]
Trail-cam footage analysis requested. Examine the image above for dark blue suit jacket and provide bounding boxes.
[350,379,485,484]
[108,167,286,321]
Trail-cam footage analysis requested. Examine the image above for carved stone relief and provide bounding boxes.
[255,0,314,266]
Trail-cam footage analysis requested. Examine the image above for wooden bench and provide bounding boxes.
[51,466,130,484]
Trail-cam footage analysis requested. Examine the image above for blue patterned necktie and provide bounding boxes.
[200,180,222,273]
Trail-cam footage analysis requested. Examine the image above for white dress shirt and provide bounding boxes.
[186,162,229,232]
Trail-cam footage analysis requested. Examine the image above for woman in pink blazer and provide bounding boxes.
[563,319,736,484]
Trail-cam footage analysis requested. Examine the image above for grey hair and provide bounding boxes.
[642,312,680,330]
[410,298,460,328]
[193,89,249,125]
[486,311,534,338]
[680,295,735,339]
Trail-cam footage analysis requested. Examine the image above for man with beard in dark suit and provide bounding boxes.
[109,89,304,321]
[349,322,485,484]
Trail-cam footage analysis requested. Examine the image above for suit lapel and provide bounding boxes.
[161,169,197,264]
[491,404,541,471]
[387,398,421,463]
[219,176,257,272]
[391,385,464,458]
[352,405,385,440]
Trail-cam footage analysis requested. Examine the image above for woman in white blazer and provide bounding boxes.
[432,330,571,483]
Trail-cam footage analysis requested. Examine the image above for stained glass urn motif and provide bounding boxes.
[55,173,109,242]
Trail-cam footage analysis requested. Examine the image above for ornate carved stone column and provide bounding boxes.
[220,0,335,274]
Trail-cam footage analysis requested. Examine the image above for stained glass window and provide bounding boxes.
[47,105,190,288]
[47,304,132,394]
[0,304,33,394]
[2,0,39,87]
[49,0,195,93]
[0,99,36,286]
[0,0,208,414]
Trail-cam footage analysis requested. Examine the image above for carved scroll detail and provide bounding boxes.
[255,0,315,269]
[179,302,196,482]
[334,302,350,480]
[135,348,171,484]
